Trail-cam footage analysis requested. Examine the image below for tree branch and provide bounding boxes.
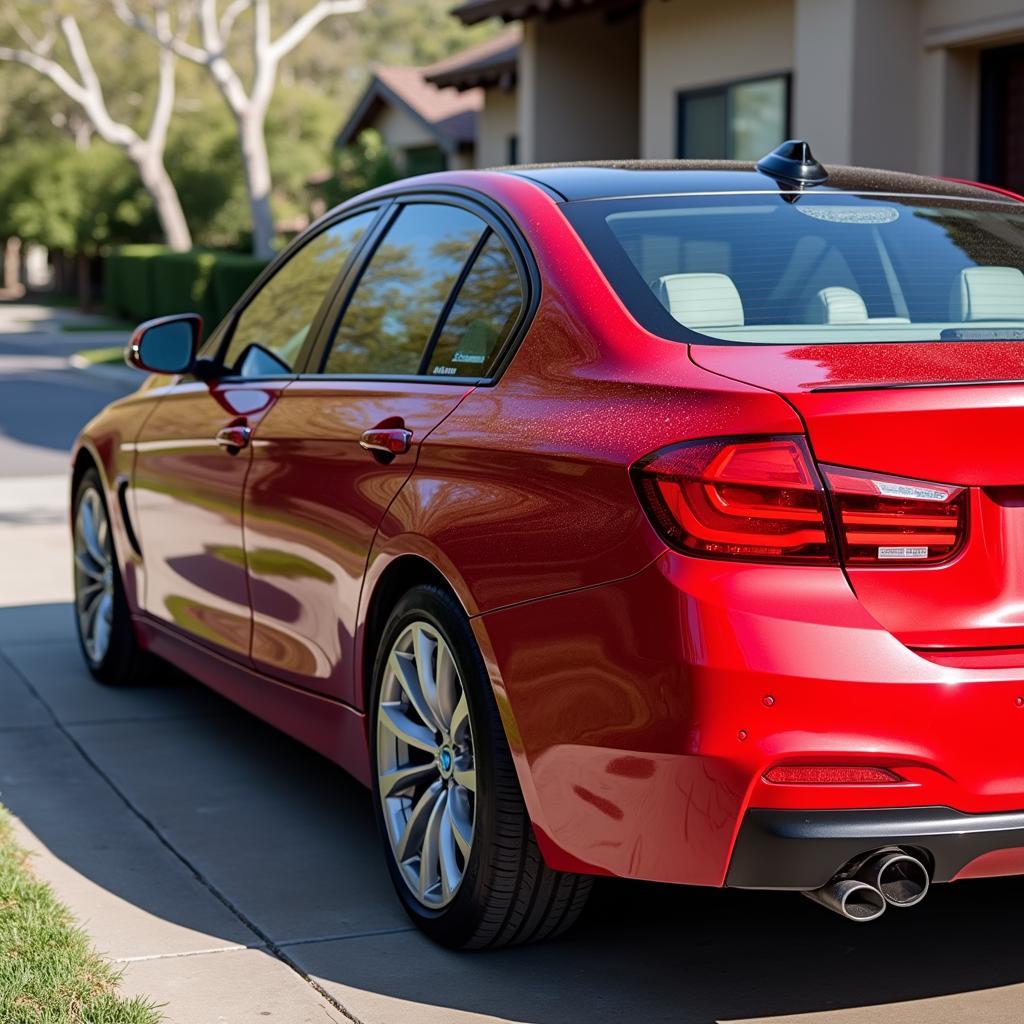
[109,0,210,64]
[269,0,364,62]
[218,0,252,42]
[147,9,177,152]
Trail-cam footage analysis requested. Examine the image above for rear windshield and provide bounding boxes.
[564,192,1024,344]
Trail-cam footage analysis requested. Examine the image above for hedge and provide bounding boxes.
[104,247,268,337]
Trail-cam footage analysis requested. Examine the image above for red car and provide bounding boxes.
[73,141,1024,944]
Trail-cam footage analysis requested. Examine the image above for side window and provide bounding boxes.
[323,203,487,376]
[222,210,376,376]
[426,231,524,378]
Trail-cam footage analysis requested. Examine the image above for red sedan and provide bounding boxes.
[72,141,1024,943]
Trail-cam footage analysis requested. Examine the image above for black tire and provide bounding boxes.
[369,583,593,949]
[72,467,148,686]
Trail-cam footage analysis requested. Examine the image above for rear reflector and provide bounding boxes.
[632,436,836,563]
[819,465,967,566]
[763,765,903,785]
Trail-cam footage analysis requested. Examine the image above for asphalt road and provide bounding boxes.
[4,300,1024,1023]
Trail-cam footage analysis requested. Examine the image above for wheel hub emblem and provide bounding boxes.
[438,746,454,777]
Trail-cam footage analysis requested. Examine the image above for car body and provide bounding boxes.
[72,144,1024,936]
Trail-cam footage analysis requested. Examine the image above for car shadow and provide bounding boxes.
[3,602,1024,1023]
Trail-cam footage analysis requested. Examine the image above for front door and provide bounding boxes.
[981,43,1024,194]
[132,209,380,657]
[243,198,527,704]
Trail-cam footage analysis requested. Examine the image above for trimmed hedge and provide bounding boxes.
[104,247,268,337]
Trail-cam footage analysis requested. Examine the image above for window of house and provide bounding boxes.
[222,210,377,376]
[677,75,790,161]
[426,231,523,378]
[323,203,487,375]
[404,146,448,176]
[507,135,519,165]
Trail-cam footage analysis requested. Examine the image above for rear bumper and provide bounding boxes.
[726,806,1024,890]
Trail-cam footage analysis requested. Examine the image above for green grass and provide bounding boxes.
[62,321,133,334]
[0,808,162,1024]
[73,346,124,366]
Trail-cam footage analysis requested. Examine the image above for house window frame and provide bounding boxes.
[676,72,792,160]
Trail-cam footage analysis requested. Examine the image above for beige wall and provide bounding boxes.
[519,8,640,162]
[373,104,440,155]
[477,86,518,168]
[641,0,794,159]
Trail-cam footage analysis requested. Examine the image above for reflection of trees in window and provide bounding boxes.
[224,213,374,373]
[325,204,485,375]
[429,233,523,377]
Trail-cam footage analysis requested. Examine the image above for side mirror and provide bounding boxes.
[125,314,202,374]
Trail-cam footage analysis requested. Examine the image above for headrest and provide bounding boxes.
[958,266,1024,321]
[657,273,744,328]
[815,286,868,324]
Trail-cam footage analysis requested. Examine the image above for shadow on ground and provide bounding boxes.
[3,602,1024,1023]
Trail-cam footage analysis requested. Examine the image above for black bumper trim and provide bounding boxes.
[726,806,1024,890]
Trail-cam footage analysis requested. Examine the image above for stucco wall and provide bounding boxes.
[640,0,795,159]
[477,87,518,168]
[519,8,640,162]
[372,104,440,158]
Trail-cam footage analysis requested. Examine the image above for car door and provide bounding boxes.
[131,209,380,657]
[242,196,528,703]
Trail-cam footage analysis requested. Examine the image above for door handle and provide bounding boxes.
[360,427,413,456]
[216,424,252,453]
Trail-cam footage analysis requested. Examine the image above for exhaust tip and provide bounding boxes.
[804,878,886,922]
[870,852,930,908]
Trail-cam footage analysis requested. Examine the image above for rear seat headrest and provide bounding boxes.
[657,273,744,328]
[958,266,1024,321]
[815,286,868,324]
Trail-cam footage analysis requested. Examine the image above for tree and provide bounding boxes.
[114,0,365,258]
[0,8,192,251]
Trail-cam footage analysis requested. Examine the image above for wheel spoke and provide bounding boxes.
[449,691,470,744]
[379,760,438,799]
[412,625,445,731]
[447,794,473,861]
[74,552,104,582]
[390,651,441,733]
[395,780,442,861]
[379,702,437,753]
[439,801,461,900]
[418,788,447,900]
[453,764,476,794]
[80,494,106,566]
[435,641,458,728]
[92,593,113,658]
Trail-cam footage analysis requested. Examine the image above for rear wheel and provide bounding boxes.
[369,584,592,949]
[73,468,146,685]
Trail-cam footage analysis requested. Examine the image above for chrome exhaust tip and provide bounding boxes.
[857,851,930,908]
[803,878,887,922]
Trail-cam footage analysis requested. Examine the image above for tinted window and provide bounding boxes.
[324,203,486,375]
[678,76,789,160]
[223,211,375,375]
[566,193,1024,344]
[426,232,523,378]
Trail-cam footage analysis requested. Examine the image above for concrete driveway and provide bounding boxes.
[3,300,1024,1023]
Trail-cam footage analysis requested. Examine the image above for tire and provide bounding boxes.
[369,583,593,949]
[72,467,147,686]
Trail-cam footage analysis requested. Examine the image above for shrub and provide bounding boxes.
[104,244,165,321]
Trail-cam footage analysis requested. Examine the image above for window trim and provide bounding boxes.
[676,72,792,161]
[304,187,539,387]
[195,201,392,383]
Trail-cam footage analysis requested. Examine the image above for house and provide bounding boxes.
[334,63,483,174]
[446,0,1024,193]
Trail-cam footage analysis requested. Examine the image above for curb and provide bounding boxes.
[68,353,140,386]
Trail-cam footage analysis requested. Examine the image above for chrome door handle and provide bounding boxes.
[216,424,252,453]
[360,427,413,456]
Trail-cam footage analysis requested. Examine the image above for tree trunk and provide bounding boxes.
[239,111,275,260]
[2,237,24,298]
[134,150,192,253]
[77,251,91,311]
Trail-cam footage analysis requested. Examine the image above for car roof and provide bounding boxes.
[492,160,1012,204]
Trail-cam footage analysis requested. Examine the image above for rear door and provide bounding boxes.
[243,196,529,703]
[132,211,377,656]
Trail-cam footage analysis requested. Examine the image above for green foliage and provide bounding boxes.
[319,129,400,208]
[0,808,162,1024]
[105,247,268,335]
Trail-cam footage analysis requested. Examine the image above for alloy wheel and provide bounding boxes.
[376,621,476,909]
[74,486,115,665]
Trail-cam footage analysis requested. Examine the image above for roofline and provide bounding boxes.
[452,0,614,25]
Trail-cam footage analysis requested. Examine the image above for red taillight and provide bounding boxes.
[763,765,903,785]
[633,436,837,563]
[820,465,967,566]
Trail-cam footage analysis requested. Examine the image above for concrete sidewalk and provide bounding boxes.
[5,310,1024,1021]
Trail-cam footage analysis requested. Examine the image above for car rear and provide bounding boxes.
[559,165,1024,917]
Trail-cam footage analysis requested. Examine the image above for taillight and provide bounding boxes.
[632,436,837,563]
[763,765,903,785]
[820,465,967,565]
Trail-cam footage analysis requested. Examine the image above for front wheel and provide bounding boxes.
[369,584,592,949]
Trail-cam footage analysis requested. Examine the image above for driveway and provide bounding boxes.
[3,300,1024,1023]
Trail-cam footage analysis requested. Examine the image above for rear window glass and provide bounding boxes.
[565,192,1024,344]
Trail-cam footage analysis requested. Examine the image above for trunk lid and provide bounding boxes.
[690,341,1024,649]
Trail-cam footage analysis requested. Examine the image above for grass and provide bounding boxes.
[73,346,124,366]
[61,321,134,334]
[0,808,162,1024]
